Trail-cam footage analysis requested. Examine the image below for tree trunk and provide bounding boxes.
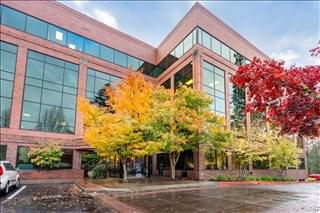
[169,153,176,180]
[145,156,149,178]
[169,152,181,180]
[122,159,128,182]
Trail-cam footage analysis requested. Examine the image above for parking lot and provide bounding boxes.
[1,183,111,213]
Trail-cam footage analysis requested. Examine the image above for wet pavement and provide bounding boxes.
[1,183,112,213]
[115,182,320,213]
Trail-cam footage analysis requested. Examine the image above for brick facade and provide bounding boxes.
[0,1,307,181]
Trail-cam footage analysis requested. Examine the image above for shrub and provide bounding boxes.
[259,176,273,181]
[28,141,63,169]
[92,164,108,179]
[245,176,259,181]
[208,175,235,181]
[82,152,100,172]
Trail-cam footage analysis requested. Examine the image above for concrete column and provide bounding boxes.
[7,144,18,167]
[152,154,157,175]
[227,151,232,171]
[72,150,82,170]
[10,45,27,129]
[75,58,88,137]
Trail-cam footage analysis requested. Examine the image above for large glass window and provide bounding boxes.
[211,37,221,55]
[67,32,84,51]
[47,24,66,45]
[221,43,230,61]
[86,68,121,102]
[21,50,79,134]
[26,16,48,39]
[0,41,17,127]
[100,45,114,62]
[174,63,193,89]
[201,30,211,49]
[0,145,7,161]
[203,61,226,116]
[0,5,151,76]
[84,39,100,57]
[1,6,26,31]
[114,50,127,67]
[205,149,228,170]
[127,56,140,70]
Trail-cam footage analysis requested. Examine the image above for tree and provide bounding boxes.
[267,135,302,177]
[79,73,159,182]
[226,127,268,179]
[28,141,63,169]
[306,141,320,174]
[231,47,320,137]
[93,83,114,113]
[147,85,229,179]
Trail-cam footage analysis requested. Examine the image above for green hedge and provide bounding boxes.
[208,175,295,181]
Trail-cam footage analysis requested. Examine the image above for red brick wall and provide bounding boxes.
[19,169,84,181]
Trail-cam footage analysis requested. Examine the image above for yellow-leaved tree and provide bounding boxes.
[79,73,159,181]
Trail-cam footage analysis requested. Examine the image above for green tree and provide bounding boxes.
[147,85,229,179]
[28,141,64,169]
[267,134,301,177]
[226,127,268,179]
[307,142,320,174]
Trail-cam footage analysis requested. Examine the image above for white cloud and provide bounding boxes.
[92,9,118,29]
[271,49,300,66]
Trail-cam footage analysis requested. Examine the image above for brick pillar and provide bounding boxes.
[10,45,27,129]
[72,150,82,170]
[75,58,88,137]
[152,154,157,175]
[7,144,18,167]
[227,151,232,171]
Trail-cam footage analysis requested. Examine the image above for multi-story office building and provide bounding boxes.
[0,1,306,180]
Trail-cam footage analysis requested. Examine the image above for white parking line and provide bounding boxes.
[1,186,26,204]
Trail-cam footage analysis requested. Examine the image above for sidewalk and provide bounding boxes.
[75,177,219,194]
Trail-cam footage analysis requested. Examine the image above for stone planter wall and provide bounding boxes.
[19,169,84,181]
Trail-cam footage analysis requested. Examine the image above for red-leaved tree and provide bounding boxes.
[232,43,320,137]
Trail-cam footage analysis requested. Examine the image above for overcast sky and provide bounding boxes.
[60,1,319,66]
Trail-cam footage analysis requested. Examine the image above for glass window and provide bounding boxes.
[183,33,193,53]
[62,93,76,109]
[16,146,34,170]
[0,80,13,98]
[0,41,17,128]
[0,51,17,72]
[86,68,122,101]
[175,43,184,58]
[202,61,226,116]
[214,74,225,92]
[66,32,84,51]
[84,39,100,57]
[230,49,236,64]
[21,50,78,134]
[114,51,127,67]
[221,43,230,61]
[23,85,42,102]
[202,30,211,49]
[0,145,7,161]
[26,16,48,39]
[100,45,114,62]
[215,97,225,113]
[64,70,78,88]
[205,149,228,170]
[1,6,26,31]
[26,59,44,79]
[60,149,73,169]
[21,101,40,122]
[47,24,66,45]
[0,97,11,128]
[203,69,214,87]
[127,56,140,70]
[44,64,64,84]
[211,37,221,55]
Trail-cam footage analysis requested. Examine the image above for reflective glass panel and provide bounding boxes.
[26,16,48,39]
